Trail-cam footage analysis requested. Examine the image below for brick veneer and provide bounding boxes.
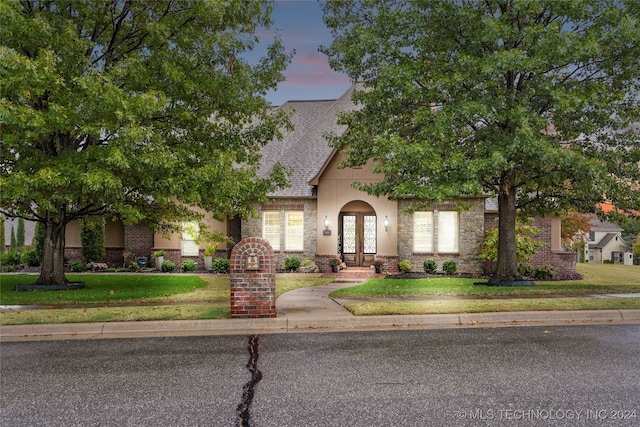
[484,214,578,278]
[230,237,276,318]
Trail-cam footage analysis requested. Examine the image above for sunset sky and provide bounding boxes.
[259,0,352,106]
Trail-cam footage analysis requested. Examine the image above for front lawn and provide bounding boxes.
[0,273,333,325]
[329,264,640,299]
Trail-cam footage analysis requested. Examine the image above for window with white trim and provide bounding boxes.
[438,211,459,253]
[285,211,304,251]
[181,222,199,256]
[262,211,280,250]
[414,211,434,252]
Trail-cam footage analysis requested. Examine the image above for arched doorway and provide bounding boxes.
[339,201,377,267]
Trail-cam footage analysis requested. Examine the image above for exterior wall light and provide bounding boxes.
[323,215,331,236]
[383,216,389,231]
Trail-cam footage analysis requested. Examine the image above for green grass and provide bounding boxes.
[332,264,640,316]
[0,274,211,305]
[330,264,640,299]
[0,273,333,325]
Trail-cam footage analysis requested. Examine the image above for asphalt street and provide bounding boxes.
[1,324,639,426]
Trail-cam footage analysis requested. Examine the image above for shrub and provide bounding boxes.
[70,261,85,272]
[442,260,457,275]
[285,257,301,271]
[128,261,140,272]
[21,249,40,267]
[161,260,176,272]
[398,259,412,273]
[2,250,22,266]
[423,260,437,274]
[211,257,230,273]
[532,265,556,281]
[517,264,534,277]
[1,264,16,272]
[302,258,314,266]
[181,259,197,272]
[80,217,105,263]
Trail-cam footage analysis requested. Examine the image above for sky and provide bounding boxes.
[258,0,352,106]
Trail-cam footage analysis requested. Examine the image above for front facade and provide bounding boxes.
[585,216,630,264]
[7,85,574,276]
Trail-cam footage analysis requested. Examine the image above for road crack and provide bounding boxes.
[236,334,262,427]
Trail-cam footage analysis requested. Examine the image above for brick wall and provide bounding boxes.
[230,237,276,318]
[484,215,578,279]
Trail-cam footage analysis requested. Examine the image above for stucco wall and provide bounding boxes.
[315,151,397,256]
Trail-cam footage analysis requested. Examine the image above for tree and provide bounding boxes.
[16,218,25,248]
[561,211,592,250]
[0,215,5,253]
[0,1,292,285]
[321,0,640,281]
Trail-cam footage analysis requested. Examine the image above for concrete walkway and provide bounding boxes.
[2,281,640,342]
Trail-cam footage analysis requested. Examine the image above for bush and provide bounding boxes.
[81,217,105,263]
[161,260,176,272]
[21,249,40,267]
[423,260,437,274]
[70,261,85,272]
[128,261,141,272]
[1,264,16,272]
[442,260,457,275]
[517,264,534,277]
[181,259,197,272]
[211,257,230,273]
[285,257,301,272]
[398,259,412,273]
[532,265,556,281]
[1,250,22,266]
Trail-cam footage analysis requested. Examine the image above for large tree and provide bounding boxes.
[0,0,292,285]
[321,0,640,281]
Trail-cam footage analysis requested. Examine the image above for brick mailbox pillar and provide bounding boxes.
[230,237,276,318]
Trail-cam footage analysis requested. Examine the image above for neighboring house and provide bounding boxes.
[6,85,577,277]
[585,216,630,264]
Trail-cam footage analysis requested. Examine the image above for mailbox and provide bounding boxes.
[246,253,260,270]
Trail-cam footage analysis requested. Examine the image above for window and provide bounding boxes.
[181,222,199,256]
[414,212,434,252]
[438,211,459,253]
[413,211,459,253]
[285,211,304,251]
[263,211,280,250]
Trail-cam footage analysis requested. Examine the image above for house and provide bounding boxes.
[585,216,630,264]
[6,85,577,277]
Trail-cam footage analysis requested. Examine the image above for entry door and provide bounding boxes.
[341,213,377,267]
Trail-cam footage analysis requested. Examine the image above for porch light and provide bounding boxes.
[383,216,389,231]
[323,215,331,236]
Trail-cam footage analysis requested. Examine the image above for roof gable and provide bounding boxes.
[259,85,358,197]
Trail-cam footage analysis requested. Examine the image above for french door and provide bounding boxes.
[340,213,377,267]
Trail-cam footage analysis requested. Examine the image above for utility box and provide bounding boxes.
[624,252,634,266]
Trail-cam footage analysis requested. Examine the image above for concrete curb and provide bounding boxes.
[2,309,639,342]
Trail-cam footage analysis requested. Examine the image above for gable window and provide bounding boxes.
[285,211,304,251]
[414,211,434,252]
[263,211,280,250]
[181,222,199,256]
[438,211,459,253]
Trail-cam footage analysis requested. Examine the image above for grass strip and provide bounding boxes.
[343,297,640,316]
[0,303,229,325]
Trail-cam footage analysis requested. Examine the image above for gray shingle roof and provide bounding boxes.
[259,85,358,197]
[588,232,618,249]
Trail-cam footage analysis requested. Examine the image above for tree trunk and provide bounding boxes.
[35,214,69,286]
[495,177,518,282]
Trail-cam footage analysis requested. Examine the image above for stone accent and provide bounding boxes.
[396,198,486,275]
[230,237,276,318]
[243,198,318,270]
